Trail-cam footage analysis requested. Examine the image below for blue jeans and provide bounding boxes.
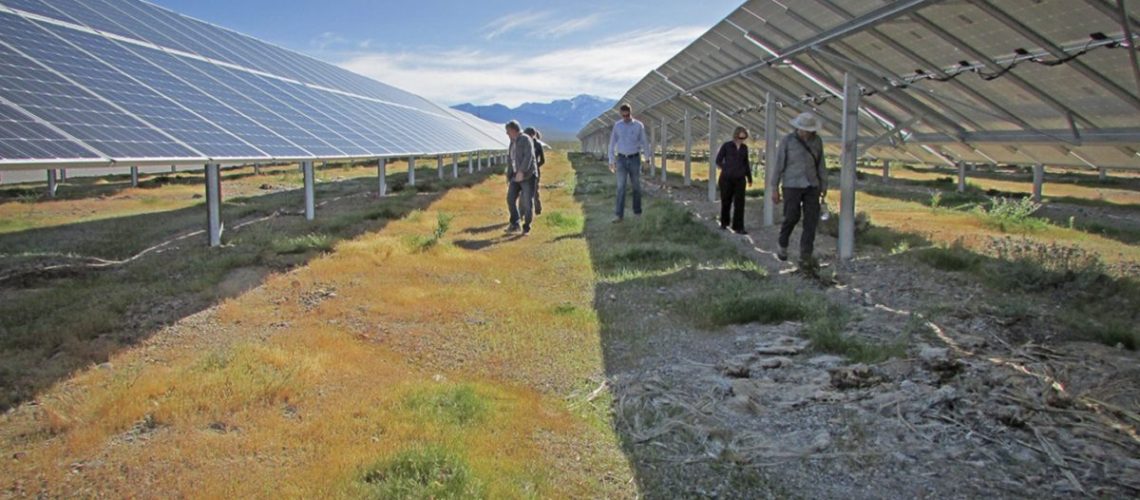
[615,155,642,218]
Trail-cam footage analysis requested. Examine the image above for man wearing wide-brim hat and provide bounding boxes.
[772,111,828,266]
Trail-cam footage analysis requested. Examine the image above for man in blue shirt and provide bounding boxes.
[608,103,650,223]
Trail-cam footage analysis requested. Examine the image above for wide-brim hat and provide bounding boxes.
[790,112,822,132]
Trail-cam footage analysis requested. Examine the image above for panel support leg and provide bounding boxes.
[839,73,861,262]
[303,160,315,221]
[206,163,223,247]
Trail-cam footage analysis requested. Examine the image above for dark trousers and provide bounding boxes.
[718,176,747,231]
[779,186,821,257]
[507,176,535,230]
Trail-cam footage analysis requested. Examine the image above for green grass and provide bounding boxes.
[541,211,584,231]
[271,233,334,255]
[359,445,483,499]
[404,384,488,426]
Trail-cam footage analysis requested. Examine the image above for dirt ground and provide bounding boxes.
[596,166,1140,498]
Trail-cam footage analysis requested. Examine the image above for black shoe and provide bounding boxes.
[733,229,748,235]
[777,248,788,261]
[522,228,531,236]
[506,224,520,233]
[720,224,729,231]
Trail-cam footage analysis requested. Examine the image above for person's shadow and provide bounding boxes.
[461,223,508,235]
[454,233,524,250]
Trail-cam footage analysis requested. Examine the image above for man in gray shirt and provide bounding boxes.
[608,103,650,223]
[505,120,537,235]
[772,112,828,265]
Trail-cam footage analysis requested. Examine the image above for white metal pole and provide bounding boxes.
[648,124,656,172]
[378,158,387,196]
[882,159,891,184]
[661,121,668,182]
[437,155,444,180]
[1099,167,1108,181]
[708,106,718,202]
[764,92,778,226]
[1032,163,1045,202]
[254,163,261,175]
[130,166,139,187]
[957,161,967,192]
[303,160,315,221]
[205,163,222,247]
[684,110,692,186]
[59,169,67,182]
[839,73,861,262]
[468,152,474,174]
[408,156,416,186]
[46,169,57,198]
[452,153,459,178]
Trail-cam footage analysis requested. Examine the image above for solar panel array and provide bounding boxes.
[0,0,505,169]
[579,0,1140,170]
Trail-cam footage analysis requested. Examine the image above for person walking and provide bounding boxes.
[524,127,545,215]
[607,103,650,223]
[772,112,827,266]
[716,126,753,234]
[505,120,537,235]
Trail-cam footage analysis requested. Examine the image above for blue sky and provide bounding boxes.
[151,0,742,107]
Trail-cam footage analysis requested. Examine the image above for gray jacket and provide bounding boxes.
[508,134,537,180]
[772,132,826,191]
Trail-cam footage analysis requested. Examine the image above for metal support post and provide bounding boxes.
[684,110,693,186]
[437,155,444,180]
[708,106,718,202]
[763,92,779,226]
[408,156,416,186]
[452,153,459,178]
[882,159,891,184]
[1032,163,1045,202]
[130,166,139,187]
[378,158,387,196]
[205,163,222,247]
[303,160,315,221]
[839,73,861,262]
[46,169,57,198]
[661,121,668,182]
[957,161,967,192]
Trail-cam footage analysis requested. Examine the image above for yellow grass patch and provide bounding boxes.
[0,153,634,497]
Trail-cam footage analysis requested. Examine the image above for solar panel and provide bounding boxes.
[0,0,505,167]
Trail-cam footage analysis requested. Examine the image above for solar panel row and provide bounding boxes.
[0,0,504,166]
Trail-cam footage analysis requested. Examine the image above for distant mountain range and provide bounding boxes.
[451,95,616,141]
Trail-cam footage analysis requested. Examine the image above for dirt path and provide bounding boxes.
[586,157,1140,498]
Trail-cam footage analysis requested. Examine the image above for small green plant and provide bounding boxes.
[404,212,453,252]
[404,384,487,426]
[890,241,911,255]
[929,191,943,210]
[360,445,482,499]
[271,233,334,254]
[978,196,1046,232]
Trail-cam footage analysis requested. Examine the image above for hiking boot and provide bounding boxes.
[611,216,623,223]
[733,229,748,235]
[777,247,788,261]
[506,224,520,233]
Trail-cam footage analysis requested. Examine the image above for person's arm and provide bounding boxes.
[608,125,618,167]
[519,136,536,178]
[715,142,728,169]
[814,138,827,196]
[744,145,753,185]
[535,143,545,168]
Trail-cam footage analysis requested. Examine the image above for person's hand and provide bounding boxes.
[514,171,524,182]
[747,179,753,187]
[608,163,616,173]
[820,190,827,201]
[773,191,781,204]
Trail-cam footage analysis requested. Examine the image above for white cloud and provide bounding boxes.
[482,10,551,40]
[311,32,349,50]
[538,13,603,39]
[338,26,706,107]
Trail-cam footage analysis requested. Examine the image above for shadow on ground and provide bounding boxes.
[0,166,492,410]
